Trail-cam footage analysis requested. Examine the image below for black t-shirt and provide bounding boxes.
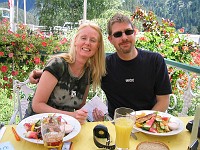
[26,57,90,117]
[101,48,172,118]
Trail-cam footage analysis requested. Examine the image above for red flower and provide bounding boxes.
[15,34,20,38]
[139,36,148,41]
[11,42,16,46]
[3,76,8,81]
[11,70,18,76]
[25,46,30,51]
[19,24,25,30]
[34,57,40,64]
[0,51,4,56]
[41,42,47,47]
[178,28,184,33]
[163,30,167,35]
[56,46,61,51]
[173,46,179,52]
[21,34,26,40]
[182,46,189,51]
[1,65,8,73]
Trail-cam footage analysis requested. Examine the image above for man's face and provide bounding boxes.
[108,22,136,55]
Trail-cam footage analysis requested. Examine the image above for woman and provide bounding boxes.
[25,21,106,124]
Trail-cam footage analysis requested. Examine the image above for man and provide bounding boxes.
[29,13,172,120]
[98,13,172,119]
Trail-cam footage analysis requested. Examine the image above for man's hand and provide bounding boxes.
[29,70,43,84]
[92,108,104,121]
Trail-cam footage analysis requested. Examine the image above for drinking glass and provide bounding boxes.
[114,107,136,150]
[41,117,65,150]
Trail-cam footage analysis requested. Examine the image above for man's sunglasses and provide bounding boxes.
[112,29,134,38]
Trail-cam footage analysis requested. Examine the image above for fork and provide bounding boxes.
[0,123,4,129]
[0,122,6,141]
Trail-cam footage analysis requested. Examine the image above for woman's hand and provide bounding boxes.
[73,109,88,124]
[92,108,104,121]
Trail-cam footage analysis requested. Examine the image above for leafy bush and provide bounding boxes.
[131,8,200,116]
[0,89,13,125]
[0,18,70,97]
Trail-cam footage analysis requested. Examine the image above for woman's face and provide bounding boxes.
[75,26,100,60]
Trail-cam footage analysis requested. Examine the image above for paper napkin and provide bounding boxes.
[82,95,108,122]
[0,142,15,150]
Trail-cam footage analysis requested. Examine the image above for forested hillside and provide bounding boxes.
[134,0,200,34]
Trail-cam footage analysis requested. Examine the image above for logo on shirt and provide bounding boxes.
[125,78,134,82]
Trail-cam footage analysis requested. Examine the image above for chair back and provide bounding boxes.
[9,79,34,124]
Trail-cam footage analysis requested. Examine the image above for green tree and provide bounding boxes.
[35,0,121,28]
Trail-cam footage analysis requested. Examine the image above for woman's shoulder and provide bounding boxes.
[45,56,68,75]
[46,56,68,67]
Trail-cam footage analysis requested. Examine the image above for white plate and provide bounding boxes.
[16,113,81,144]
[133,110,184,136]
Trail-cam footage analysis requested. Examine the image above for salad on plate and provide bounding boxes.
[23,115,73,140]
[134,110,184,136]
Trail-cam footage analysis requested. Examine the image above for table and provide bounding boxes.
[0,117,199,150]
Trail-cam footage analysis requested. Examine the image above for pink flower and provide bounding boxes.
[8,53,14,57]
[30,44,34,48]
[8,30,13,34]
[34,57,40,64]
[2,18,8,23]
[60,38,68,44]
[2,37,7,42]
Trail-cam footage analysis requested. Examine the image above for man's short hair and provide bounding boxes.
[107,13,134,35]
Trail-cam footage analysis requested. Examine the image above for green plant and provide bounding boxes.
[132,7,200,66]
[0,18,70,97]
[132,8,200,116]
[0,89,13,124]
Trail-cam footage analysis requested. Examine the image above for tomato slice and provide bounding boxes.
[162,117,169,122]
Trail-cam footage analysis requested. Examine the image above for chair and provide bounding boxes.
[9,79,34,124]
[167,94,177,112]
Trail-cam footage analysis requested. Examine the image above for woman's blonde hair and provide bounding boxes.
[55,21,106,90]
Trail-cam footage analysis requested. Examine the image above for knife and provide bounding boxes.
[188,105,200,150]
[0,124,6,141]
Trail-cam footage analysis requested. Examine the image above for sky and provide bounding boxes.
[0,0,35,11]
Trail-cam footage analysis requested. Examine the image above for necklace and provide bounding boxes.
[68,64,85,79]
